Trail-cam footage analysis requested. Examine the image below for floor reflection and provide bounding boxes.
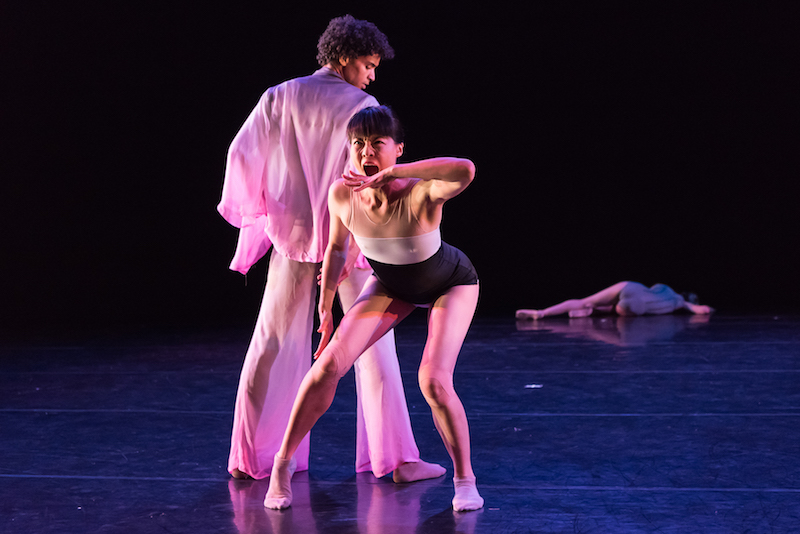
[516,313,712,346]
[229,472,472,534]
[229,472,318,534]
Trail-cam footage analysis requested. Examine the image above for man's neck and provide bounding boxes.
[324,63,345,79]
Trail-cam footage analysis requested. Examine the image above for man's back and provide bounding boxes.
[219,67,378,267]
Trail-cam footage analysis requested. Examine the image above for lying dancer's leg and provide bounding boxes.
[516,281,631,319]
[338,268,445,482]
[420,283,484,512]
[228,251,316,479]
[265,279,416,509]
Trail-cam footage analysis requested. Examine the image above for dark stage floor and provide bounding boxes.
[2,313,799,533]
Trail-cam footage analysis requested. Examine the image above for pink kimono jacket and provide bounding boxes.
[217,67,378,272]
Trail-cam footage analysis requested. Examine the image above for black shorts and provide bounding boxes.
[366,242,478,305]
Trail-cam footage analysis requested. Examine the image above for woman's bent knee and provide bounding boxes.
[312,343,351,383]
[419,376,452,408]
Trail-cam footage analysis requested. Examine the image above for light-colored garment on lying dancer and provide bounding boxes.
[218,67,421,478]
[618,282,685,315]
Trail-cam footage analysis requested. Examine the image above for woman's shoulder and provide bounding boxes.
[329,179,350,199]
[328,179,351,213]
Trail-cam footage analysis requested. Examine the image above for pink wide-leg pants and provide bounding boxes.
[228,249,420,479]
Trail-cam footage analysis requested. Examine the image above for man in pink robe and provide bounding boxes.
[217,15,443,483]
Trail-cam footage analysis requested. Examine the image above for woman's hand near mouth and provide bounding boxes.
[343,165,397,192]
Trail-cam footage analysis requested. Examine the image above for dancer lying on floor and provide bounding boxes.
[516,281,714,320]
[264,105,484,512]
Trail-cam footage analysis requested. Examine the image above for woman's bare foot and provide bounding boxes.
[230,468,252,480]
[516,309,545,320]
[392,460,446,483]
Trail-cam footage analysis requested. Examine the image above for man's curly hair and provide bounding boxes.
[316,15,394,67]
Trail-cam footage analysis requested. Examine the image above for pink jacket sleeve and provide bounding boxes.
[217,91,274,274]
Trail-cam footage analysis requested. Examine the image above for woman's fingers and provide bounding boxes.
[314,312,333,358]
[343,171,366,184]
[343,170,384,191]
[314,328,331,358]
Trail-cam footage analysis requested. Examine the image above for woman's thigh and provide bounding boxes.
[421,284,480,374]
[327,276,417,370]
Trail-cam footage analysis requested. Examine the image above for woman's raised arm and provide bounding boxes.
[345,157,475,203]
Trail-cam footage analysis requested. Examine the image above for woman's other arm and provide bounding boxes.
[315,182,352,357]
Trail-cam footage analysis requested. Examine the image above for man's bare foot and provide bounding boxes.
[392,460,446,483]
[516,309,545,320]
[230,468,252,480]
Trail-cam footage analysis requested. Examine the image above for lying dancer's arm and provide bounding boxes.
[681,301,715,314]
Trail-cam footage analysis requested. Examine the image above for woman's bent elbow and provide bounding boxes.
[462,159,476,182]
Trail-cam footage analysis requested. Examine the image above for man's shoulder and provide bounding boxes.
[296,70,376,101]
[263,70,377,112]
[262,71,315,94]
[269,73,311,92]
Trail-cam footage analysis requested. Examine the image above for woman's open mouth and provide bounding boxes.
[364,165,379,176]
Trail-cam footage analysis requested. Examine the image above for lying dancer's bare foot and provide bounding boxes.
[392,460,446,483]
[264,454,297,509]
[516,309,545,320]
[230,468,253,480]
[452,475,484,512]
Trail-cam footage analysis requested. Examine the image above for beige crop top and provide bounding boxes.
[348,181,442,265]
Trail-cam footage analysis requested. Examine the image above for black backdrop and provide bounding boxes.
[2,2,797,335]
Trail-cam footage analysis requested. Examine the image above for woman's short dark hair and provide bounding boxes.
[316,15,394,66]
[347,106,404,144]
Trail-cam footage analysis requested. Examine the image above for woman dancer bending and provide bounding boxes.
[264,106,483,512]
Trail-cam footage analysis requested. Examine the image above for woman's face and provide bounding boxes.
[349,135,404,176]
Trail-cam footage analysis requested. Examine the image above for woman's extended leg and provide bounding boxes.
[339,267,444,481]
[265,278,416,509]
[418,283,483,511]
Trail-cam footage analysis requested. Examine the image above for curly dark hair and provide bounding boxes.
[346,105,404,144]
[316,15,394,67]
